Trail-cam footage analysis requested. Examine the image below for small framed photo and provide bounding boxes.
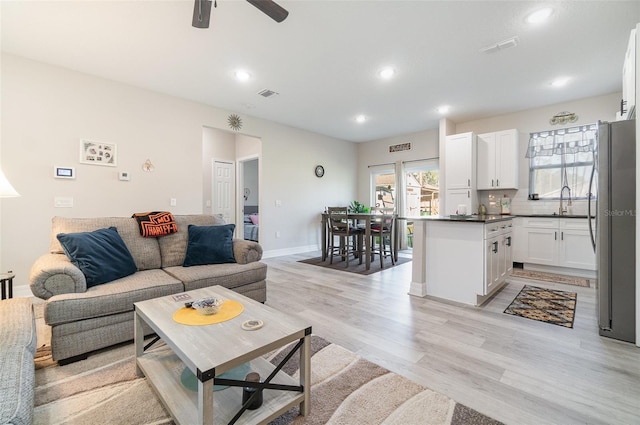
[54,166,75,179]
[79,139,117,166]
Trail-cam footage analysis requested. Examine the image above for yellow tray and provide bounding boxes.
[172,300,244,325]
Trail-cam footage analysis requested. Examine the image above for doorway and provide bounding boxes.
[238,157,259,242]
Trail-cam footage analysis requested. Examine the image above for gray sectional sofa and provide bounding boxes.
[0,297,36,425]
[29,214,267,362]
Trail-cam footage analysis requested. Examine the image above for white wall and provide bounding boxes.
[356,128,439,205]
[0,54,357,292]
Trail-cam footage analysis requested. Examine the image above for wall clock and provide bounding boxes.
[314,165,325,178]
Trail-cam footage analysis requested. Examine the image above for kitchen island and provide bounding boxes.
[405,215,514,306]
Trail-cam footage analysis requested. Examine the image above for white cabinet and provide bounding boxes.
[484,220,513,295]
[445,132,477,215]
[514,217,595,271]
[477,129,519,190]
[445,188,475,216]
[621,29,636,120]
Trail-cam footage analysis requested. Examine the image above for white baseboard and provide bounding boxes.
[262,245,319,259]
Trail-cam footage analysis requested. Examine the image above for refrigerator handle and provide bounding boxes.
[588,162,596,252]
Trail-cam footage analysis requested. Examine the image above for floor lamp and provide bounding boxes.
[0,167,20,299]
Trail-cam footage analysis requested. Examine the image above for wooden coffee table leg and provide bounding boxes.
[198,380,214,425]
[299,333,311,416]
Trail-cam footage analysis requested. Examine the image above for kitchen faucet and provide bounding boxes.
[559,185,572,215]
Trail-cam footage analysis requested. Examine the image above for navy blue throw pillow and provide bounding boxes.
[57,227,138,288]
[183,224,236,266]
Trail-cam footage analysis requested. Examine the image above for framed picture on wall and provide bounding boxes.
[79,139,117,166]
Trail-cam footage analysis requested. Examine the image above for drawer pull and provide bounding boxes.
[506,236,512,246]
[492,241,498,253]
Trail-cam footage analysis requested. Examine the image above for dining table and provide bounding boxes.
[320,212,399,270]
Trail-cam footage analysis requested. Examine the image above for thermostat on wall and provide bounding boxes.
[54,166,75,179]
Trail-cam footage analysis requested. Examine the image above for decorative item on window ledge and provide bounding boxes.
[142,159,155,172]
[228,114,243,131]
[549,111,578,125]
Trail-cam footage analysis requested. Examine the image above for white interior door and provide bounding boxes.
[212,160,235,224]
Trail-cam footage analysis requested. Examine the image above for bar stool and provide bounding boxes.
[327,207,361,266]
[370,214,395,267]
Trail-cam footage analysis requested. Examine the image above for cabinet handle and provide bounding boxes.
[467,190,470,198]
[467,179,470,187]
[492,241,498,253]
[561,231,564,241]
[497,179,499,187]
[507,236,512,246]
[554,231,557,240]
[491,179,494,187]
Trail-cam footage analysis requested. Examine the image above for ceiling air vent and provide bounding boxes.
[480,36,519,54]
[257,88,279,98]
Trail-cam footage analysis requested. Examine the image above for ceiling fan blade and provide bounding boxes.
[192,0,213,28]
[246,0,289,23]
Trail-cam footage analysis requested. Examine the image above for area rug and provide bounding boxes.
[34,335,502,425]
[298,256,411,275]
[504,285,577,328]
[510,268,590,287]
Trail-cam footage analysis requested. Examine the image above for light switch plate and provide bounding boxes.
[54,197,74,208]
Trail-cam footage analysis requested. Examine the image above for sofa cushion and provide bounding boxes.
[183,224,236,266]
[44,269,183,325]
[57,227,138,288]
[158,214,226,267]
[164,261,267,292]
[50,217,162,271]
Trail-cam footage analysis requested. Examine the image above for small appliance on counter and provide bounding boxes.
[478,204,487,215]
[500,194,511,215]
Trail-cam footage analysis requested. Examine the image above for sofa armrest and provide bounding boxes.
[29,253,87,299]
[232,239,263,264]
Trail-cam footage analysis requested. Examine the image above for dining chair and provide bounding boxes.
[369,213,396,267]
[327,207,361,266]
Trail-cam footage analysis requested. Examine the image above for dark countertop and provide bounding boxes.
[514,214,589,219]
[399,215,515,223]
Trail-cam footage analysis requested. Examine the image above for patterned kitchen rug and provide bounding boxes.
[504,285,577,328]
[510,269,590,287]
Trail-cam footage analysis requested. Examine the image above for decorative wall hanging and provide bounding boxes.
[142,159,155,172]
[549,111,578,125]
[79,139,117,166]
[228,114,243,131]
[389,142,411,153]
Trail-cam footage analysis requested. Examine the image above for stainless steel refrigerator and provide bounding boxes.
[589,119,636,343]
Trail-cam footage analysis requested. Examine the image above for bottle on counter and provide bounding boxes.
[500,194,511,215]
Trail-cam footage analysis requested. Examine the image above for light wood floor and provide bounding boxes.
[262,252,640,425]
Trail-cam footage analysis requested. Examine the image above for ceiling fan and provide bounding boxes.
[192,0,289,28]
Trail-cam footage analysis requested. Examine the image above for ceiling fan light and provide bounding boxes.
[436,105,450,114]
[356,115,367,123]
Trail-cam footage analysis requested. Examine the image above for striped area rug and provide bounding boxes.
[34,336,502,425]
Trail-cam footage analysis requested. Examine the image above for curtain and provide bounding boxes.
[526,123,597,158]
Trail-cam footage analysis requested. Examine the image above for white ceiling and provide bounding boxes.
[2,1,639,142]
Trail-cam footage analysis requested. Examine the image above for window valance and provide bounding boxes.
[526,123,597,158]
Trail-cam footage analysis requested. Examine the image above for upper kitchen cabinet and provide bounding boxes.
[477,129,519,190]
[445,132,477,215]
[445,132,476,189]
[620,28,636,120]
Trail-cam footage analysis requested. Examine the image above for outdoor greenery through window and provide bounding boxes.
[527,124,597,200]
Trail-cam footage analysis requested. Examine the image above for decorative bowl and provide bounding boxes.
[191,297,224,315]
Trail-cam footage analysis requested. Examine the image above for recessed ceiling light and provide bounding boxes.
[378,67,395,80]
[550,77,569,87]
[436,105,450,114]
[526,8,553,24]
[355,115,367,123]
[234,69,251,81]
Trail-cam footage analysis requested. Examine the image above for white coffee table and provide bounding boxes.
[134,285,311,425]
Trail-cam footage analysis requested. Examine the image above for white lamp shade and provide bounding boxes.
[0,168,20,197]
